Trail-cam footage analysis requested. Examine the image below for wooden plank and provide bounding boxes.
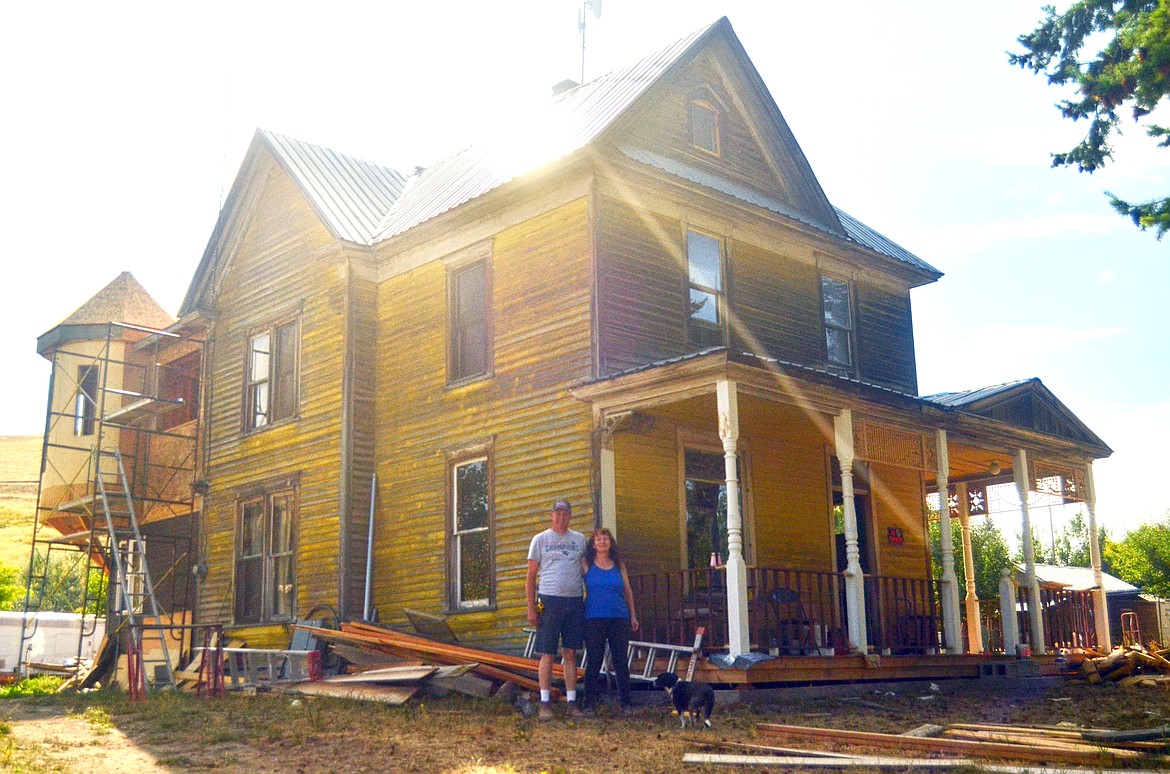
[279,681,417,705]
[322,665,438,684]
[682,752,1136,771]
[756,723,1151,766]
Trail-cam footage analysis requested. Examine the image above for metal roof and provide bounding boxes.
[1023,564,1137,594]
[835,209,940,276]
[373,21,717,241]
[923,379,1035,408]
[262,130,408,245]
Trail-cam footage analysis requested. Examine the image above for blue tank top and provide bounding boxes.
[584,563,630,620]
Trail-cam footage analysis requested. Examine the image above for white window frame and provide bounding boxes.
[245,318,299,431]
[820,275,856,370]
[450,455,493,610]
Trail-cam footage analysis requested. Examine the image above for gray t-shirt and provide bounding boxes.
[527,528,587,597]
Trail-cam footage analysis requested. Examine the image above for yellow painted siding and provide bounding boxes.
[372,198,594,649]
[198,162,349,626]
[870,462,930,579]
[613,418,680,576]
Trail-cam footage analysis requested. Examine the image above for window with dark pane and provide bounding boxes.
[449,261,489,382]
[235,498,265,623]
[821,276,855,368]
[245,319,298,431]
[684,449,746,577]
[452,457,491,607]
[687,231,725,349]
[74,365,98,436]
[272,321,298,422]
[234,487,297,623]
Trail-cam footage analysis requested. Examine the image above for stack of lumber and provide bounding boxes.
[295,621,582,698]
[680,721,1170,769]
[1077,644,1170,687]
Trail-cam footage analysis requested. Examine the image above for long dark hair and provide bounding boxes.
[585,528,623,569]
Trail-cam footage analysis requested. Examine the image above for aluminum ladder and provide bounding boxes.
[95,448,176,694]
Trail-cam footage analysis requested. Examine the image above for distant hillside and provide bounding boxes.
[0,435,43,569]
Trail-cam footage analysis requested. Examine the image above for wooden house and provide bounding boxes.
[64,17,1112,664]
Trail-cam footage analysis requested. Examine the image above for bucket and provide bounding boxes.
[1017,643,1031,659]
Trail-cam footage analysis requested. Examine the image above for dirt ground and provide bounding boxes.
[2,675,1168,773]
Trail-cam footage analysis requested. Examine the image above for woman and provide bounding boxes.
[580,527,639,715]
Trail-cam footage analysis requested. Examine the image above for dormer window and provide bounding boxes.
[689,100,720,155]
[821,276,855,369]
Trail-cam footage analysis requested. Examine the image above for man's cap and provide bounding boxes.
[552,499,572,514]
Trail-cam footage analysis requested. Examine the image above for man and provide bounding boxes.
[526,499,587,721]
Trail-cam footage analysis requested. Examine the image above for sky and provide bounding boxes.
[2,1,1166,542]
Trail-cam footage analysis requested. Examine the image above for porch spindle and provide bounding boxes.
[1014,448,1047,655]
[834,409,867,652]
[956,482,984,653]
[716,379,749,657]
[1085,463,1110,650]
[935,429,961,654]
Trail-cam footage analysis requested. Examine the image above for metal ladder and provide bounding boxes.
[95,448,176,694]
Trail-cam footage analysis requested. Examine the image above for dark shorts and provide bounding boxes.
[534,595,585,656]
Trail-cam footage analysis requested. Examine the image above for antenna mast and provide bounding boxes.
[579,0,602,84]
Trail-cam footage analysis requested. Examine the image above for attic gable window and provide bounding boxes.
[689,100,720,155]
[821,276,855,369]
[687,230,725,349]
[246,319,299,431]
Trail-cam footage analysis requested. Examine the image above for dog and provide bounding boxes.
[652,672,714,730]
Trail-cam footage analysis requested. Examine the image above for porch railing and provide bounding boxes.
[864,574,943,654]
[1016,585,1098,651]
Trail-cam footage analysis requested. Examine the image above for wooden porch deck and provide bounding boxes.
[689,652,1056,686]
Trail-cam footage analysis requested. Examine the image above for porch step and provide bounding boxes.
[979,659,1041,679]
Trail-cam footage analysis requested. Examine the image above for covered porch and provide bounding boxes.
[572,350,1112,671]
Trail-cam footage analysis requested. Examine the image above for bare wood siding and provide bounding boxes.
[595,195,688,374]
[729,240,823,364]
[870,462,929,579]
[856,283,917,394]
[373,199,594,650]
[198,164,346,626]
[613,419,680,576]
[620,55,795,212]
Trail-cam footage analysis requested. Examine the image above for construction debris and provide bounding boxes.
[1071,643,1170,686]
[749,721,1170,768]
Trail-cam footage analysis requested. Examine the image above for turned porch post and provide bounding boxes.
[1014,448,1047,655]
[935,430,962,654]
[716,379,750,657]
[834,409,868,652]
[1085,463,1111,650]
[956,482,984,653]
[999,567,1020,655]
[599,422,618,535]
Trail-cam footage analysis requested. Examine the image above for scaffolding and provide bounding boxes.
[20,320,204,690]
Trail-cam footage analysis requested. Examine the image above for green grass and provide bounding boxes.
[0,676,63,699]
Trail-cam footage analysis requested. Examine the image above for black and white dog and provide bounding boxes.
[652,672,715,730]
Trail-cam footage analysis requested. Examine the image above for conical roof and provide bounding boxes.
[37,272,174,356]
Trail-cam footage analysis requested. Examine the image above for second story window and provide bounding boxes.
[687,230,725,349]
[448,260,489,383]
[246,319,299,430]
[821,276,855,369]
[689,100,720,155]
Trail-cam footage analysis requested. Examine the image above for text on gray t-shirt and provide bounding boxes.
[527,528,586,597]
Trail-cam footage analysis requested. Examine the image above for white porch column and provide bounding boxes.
[834,409,868,652]
[716,379,750,657]
[999,567,1020,656]
[1014,448,1047,655]
[600,442,617,535]
[935,430,962,654]
[1085,463,1111,650]
[956,482,984,653]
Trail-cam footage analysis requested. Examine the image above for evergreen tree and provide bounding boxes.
[1011,1,1170,238]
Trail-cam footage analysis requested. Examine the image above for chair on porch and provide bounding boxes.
[768,588,817,655]
[893,597,935,654]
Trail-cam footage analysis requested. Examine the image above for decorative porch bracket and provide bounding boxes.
[956,482,984,653]
[834,409,868,652]
[1085,463,1111,650]
[716,379,750,657]
[935,430,962,654]
[1014,448,1047,655]
[597,411,628,536]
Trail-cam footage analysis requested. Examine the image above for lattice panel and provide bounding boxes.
[855,421,926,469]
[1032,461,1087,502]
[945,484,988,517]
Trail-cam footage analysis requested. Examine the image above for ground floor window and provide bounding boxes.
[684,448,747,570]
[235,484,296,623]
[450,456,492,609]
